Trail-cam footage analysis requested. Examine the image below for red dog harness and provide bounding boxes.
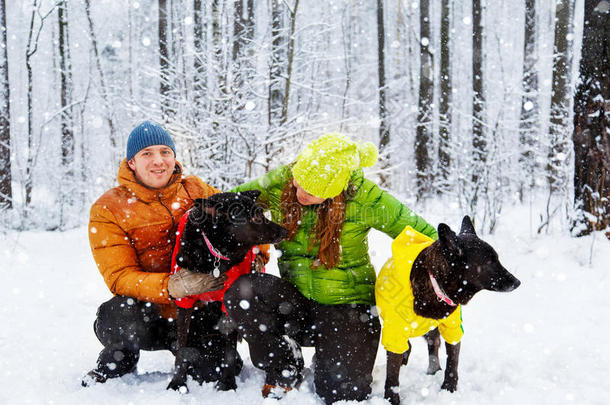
[170,210,260,314]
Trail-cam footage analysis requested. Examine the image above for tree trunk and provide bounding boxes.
[438,0,452,189]
[58,0,74,228]
[25,0,39,207]
[84,0,117,152]
[232,0,255,98]
[518,0,539,200]
[0,0,11,209]
[158,0,170,120]
[471,0,486,195]
[193,0,206,110]
[280,0,298,127]
[548,0,573,191]
[211,0,227,130]
[377,0,390,188]
[268,0,285,134]
[415,0,433,196]
[572,0,609,238]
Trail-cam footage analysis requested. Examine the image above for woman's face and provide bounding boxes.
[293,178,326,205]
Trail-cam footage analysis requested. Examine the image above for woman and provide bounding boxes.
[224,133,437,404]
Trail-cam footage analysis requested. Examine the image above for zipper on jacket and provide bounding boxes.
[158,192,176,229]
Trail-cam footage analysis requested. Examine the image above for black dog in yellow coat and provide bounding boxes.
[376,216,520,405]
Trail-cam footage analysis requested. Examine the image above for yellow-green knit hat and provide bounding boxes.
[292,133,378,199]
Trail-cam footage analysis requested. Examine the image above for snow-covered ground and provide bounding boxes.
[1,205,609,405]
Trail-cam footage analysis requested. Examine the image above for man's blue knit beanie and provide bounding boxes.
[126,121,176,160]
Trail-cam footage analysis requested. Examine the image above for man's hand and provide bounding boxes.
[168,268,227,299]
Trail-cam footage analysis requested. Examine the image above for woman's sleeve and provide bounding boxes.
[358,179,438,240]
[230,165,289,206]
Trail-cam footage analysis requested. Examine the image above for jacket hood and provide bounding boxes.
[117,158,183,203]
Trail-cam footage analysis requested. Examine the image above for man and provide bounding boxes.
[82,121,229,386]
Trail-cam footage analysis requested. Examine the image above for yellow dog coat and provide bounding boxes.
[375,226,463,354]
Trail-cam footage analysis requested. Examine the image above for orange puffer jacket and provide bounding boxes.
[89,159,220,319]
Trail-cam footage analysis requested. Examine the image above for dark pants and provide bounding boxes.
[224,273,380,404]
[92,296,237,382]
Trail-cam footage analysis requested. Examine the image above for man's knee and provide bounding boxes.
[94,296,156,346]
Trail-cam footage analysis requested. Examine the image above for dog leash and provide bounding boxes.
[428,271,457,307]
[200,226,230,276]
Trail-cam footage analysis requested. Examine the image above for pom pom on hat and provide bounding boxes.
[357,141,378,168]
[292,133,379,199]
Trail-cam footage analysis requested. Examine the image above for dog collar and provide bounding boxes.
[201,230,230,261]
[428,271,457,307]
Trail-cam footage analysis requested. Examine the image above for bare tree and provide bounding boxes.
[548,0,573,191]
[438,0,452,190]
[193,0,206,111]
[280,0,298,127]
[572,0,609,239]
[518,0,539,202]
[268,0,285,135]
[415,0,433,196]
[57,0,74,228]
[266,0,299,170]
[471,0,486,205]
[24,1,56,207]
[84,0,118,153]
[158,0,171,120]
[377,0,390,187]
[0,0,11,209]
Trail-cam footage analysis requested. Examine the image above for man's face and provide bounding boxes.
[127,145,176,189]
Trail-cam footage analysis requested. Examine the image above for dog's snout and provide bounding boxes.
[498,274,521,292]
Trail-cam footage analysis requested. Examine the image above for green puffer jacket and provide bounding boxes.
[232,165,438,305]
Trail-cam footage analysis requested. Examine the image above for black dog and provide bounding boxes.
[380,216,520,405]
[166,190,288,393]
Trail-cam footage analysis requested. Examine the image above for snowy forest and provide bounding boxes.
[0,0,608,236]
[0,1,609,405]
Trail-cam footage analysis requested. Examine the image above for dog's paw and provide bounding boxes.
[426,363,442,375]
[167,379,189,394]
[384,385,401,405]
[440,379,458,392]
[215,378,237,391]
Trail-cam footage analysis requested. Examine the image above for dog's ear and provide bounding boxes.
[459,215,477,236]
[438,223,462,257]
[238,189,261,201]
